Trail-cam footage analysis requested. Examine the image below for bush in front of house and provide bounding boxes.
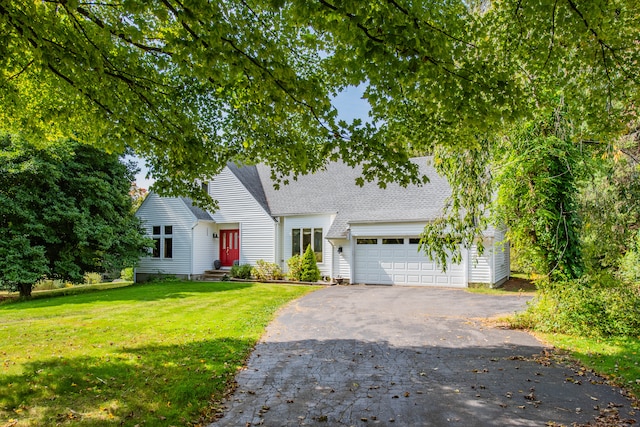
[252,260,284,281]
[120,267,134,281]
[230,263,252,279]
[300,245,321,282]
[83,272,103,285]
[286,255,303,281]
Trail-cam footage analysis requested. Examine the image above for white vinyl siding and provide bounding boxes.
[192,222,217,274]
[210,168,276,266]
[136,193,196,275]
[493,227,510,284]
[330,238,351,280]
[468,227,510,286]
[282,214,334,277]
[469,243,492,284]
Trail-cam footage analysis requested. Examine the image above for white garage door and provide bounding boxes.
[354,237,466,287]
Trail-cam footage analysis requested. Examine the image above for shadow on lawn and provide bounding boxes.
[0,281,255,310]
[0,337,256,426]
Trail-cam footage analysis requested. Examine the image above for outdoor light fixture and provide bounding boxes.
[337,246,343,253]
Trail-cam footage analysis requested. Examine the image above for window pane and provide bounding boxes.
[314,228,323,263]
[357,238,378,245]
[164,225,173,235]
[152,238,161,257]
[382,238,404,244]
[302,228,311,253]
[152,226,161,235]
[292,229,301,256]
[164,238,173,258]
[409,238,421,244]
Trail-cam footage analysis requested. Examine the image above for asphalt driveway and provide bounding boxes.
[211,286,636,426]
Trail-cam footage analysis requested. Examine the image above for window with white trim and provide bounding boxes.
[151,225,173,259]
[292,228,323,262]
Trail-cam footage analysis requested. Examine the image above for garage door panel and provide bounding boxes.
[355,236,466,287]
[381,249,393,257]
[407,262,420,271]
[407,275,420,283]
[449,264,465,273]
[421,262,435,271]
[364,273,381,282]
[420,275,435,285]
[436,276,450,285]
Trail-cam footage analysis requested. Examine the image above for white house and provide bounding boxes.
[135,158,510,287]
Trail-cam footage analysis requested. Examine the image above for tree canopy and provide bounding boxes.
[0,133,151,297]
[2,2,638,192]
[1,0,639,272]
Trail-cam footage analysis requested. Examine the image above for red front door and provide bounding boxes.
[220,229,240,267]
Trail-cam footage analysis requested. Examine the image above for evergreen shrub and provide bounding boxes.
[300,245,320,282]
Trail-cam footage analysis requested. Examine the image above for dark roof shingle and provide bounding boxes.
[181,197,214,221]
[248,157,451,238]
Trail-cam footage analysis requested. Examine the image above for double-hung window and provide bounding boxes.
[292,228,323,262]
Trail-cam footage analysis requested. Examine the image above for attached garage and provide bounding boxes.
[353,237,466,287]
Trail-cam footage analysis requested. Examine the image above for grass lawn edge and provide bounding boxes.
[531,331,640,402]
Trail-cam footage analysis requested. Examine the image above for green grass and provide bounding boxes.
[466,276,537,295]
[509,271,532,280]
[466,287,528,295]
[0,280,318,426]
[537,333,640,399]
[0,282,135,304]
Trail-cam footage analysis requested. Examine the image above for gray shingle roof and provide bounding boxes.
[247,157,451,238]
[181,197,214,221]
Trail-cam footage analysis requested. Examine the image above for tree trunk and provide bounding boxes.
[18,283,32,298]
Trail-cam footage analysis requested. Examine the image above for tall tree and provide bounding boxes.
[0,133,151,297]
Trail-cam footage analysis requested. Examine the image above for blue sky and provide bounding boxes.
[133,85,370,189]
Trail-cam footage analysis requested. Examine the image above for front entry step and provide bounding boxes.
[202,270,229,281]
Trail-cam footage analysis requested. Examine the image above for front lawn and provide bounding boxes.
[0,280,318,426]
[539,333,640,399]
